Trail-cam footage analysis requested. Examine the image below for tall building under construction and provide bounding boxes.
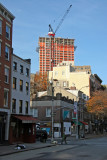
[39,37,75,74]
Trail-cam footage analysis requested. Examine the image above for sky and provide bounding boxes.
[0,0,107,84]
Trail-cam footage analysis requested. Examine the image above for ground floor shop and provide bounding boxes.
[39,122,71,138]
[0,110,10,144]
[71,120,88,138]
[9,115,37,144]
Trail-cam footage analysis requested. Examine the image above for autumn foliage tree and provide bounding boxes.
[87,90,107,117]
[34,72,48,92]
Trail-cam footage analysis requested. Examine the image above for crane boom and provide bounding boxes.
[55,4,72,34]
[48,4,72,37]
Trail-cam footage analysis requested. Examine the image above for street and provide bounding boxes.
[0,136,107,160]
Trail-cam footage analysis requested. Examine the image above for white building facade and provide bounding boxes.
[11,54,31,115]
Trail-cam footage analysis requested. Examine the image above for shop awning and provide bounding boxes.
[80,121,88,125]
[72,121,83,126]
[13,115,38,124]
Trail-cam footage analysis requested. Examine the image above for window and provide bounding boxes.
[67,81,69,87]
[56,82,60,86]
[62,70,65,75]
[63,81,66,87]
[34,109,38,117]
[26,82,29,95]
[5,45,9,60]
[0,20,2,34]
[12,99,16,113]
[4,89,8,107]
[66,111,70,118]
[19,100,22,113]
[5,67,9,83]
[54,127,59,132]
[13,77,17,89]
[13,62,17,71]
[6,25,10,39]
[20,65,23,74]
[55,71,58,76]
[46,108,51,117]
[20,80,23,91]
[26,68,29,76]
[0,42,1,56]
[25,101,28,114]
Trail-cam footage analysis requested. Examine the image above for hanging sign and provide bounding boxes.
[74,101,77,114]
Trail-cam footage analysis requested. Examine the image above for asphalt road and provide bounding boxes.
[1,136,107,160]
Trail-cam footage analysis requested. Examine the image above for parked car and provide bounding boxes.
[36,129,48,142]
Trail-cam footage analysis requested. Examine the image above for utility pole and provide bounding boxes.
[50,80,54,142]
[51,86,54,142]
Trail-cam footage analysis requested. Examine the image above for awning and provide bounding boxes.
[13,115,38,124]
[80,121,88,125]
[72,121,83,126]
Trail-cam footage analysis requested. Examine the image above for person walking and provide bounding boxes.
[61,133,67,144]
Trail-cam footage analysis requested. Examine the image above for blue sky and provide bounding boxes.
[1,0,107,84]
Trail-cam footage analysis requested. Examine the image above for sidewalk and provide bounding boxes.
[0,133,106,156]
[0,141,56,156]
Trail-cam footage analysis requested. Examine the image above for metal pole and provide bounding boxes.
[75,99,78,140]
[51,86,54,142]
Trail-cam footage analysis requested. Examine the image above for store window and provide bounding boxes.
[54,127,59,132]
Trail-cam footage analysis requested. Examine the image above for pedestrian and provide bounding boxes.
[61,133,67,144]
[40,131,47,143]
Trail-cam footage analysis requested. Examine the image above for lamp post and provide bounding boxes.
[50,80,54,142]
[76,85,89,140]
[49,79,59,142]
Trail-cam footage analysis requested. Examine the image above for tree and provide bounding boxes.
[34,72,48,92]
[87,90,107,117]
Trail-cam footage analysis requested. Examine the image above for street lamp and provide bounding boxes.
[76,85,89,139]
[49,79,58,142]
[49,80,54,142]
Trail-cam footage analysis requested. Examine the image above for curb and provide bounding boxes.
[0,144,56,157]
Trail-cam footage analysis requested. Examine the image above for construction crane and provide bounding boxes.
[48,4,72,37]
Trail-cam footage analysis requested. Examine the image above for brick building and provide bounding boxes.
[38,37,75,74]
[31,94,74,138]
[0,3,15,143]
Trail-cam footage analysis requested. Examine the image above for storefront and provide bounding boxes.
[71,120,88,137]
[0,112,7,144]
[9,115,38,144]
